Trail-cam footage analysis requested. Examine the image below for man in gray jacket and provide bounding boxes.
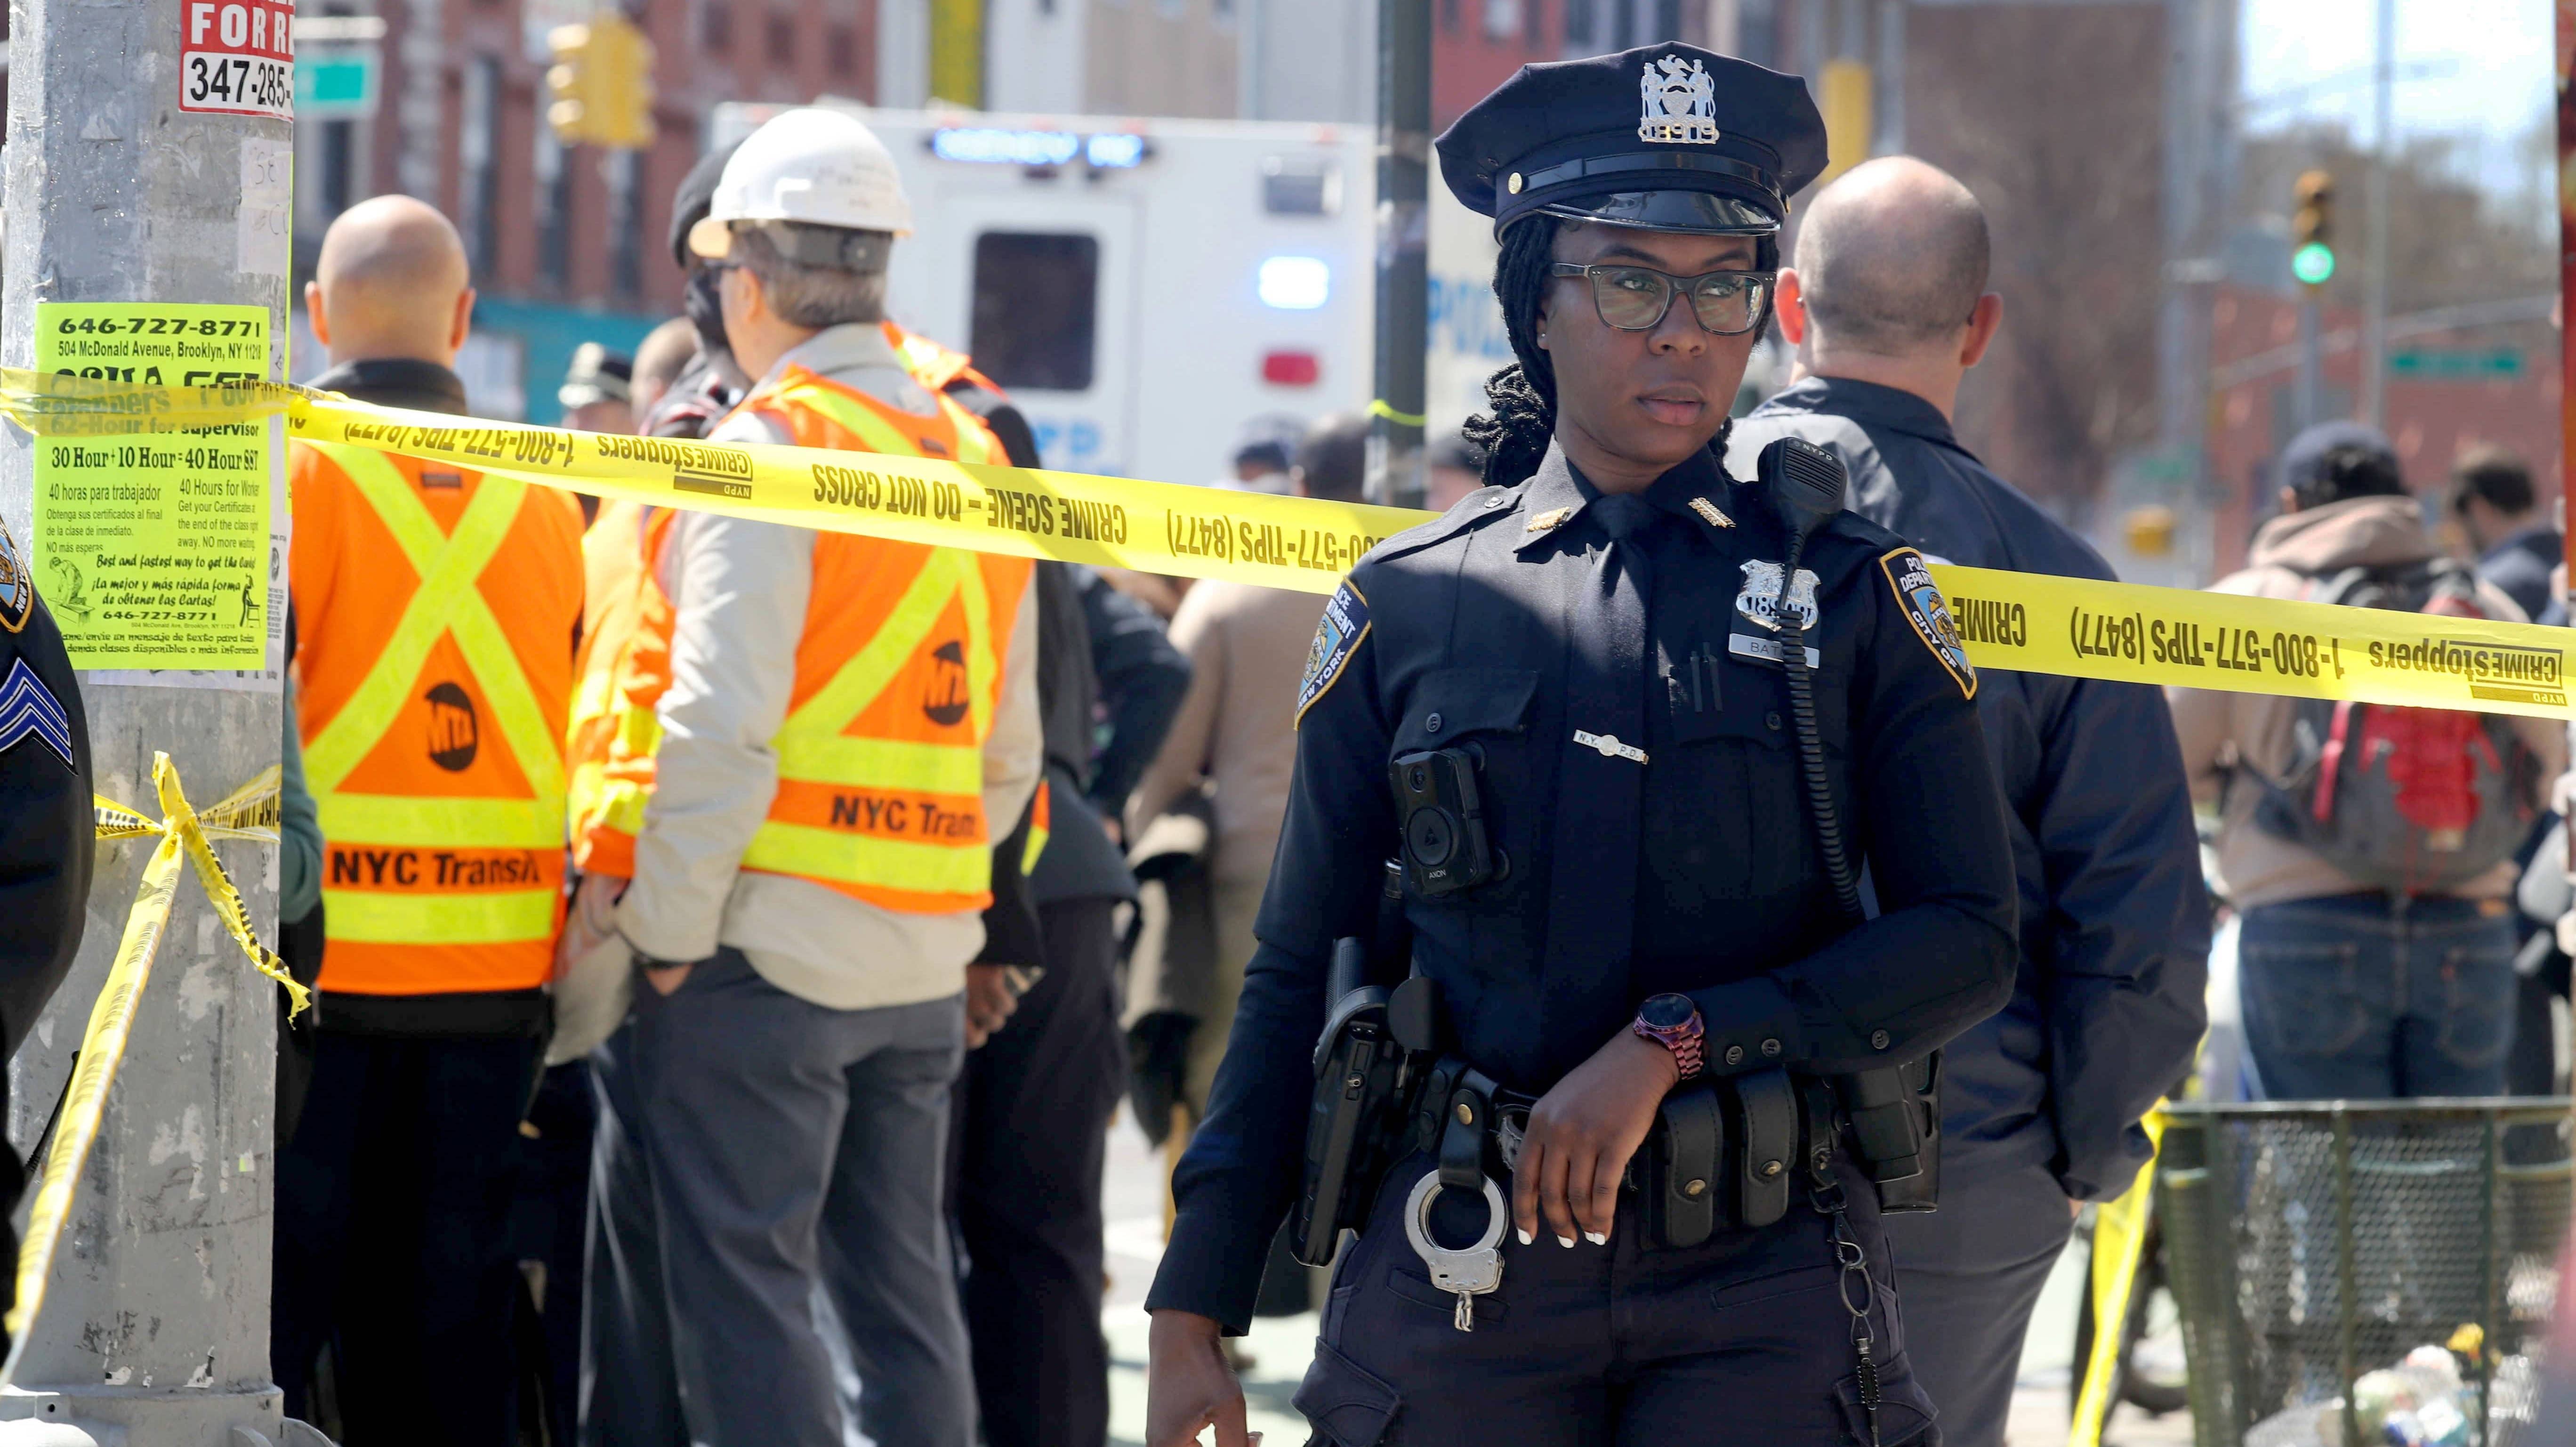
[608,112,1043,1447]
[1730,157,2210,1444]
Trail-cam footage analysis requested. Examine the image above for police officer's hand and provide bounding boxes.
[1145,1310,1258,1447]
[1513,1031,1681,1248]
[964,963,1019,1048]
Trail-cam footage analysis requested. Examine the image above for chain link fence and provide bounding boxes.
[2157,1101,2570,1447]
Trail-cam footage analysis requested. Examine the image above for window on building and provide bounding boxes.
[969,233,1098,392]
[536,126,571,291]
[701,0,731,52]
[459,55,502,275]
[1525,0,1546,48]
[1563,0,1593,47]
[1482,0,1521,40]
[1441,0,1459,30]
[765,9,793,64]
[827,21,857,76]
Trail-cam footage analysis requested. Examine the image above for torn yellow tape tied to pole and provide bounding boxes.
[1,755,302,1385]
[4,370,2574,719]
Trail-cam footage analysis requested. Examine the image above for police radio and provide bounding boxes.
[1390,746,1508,897]
[1757,436,1946,1215]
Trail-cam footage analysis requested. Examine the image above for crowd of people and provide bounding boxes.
[0,36,2566,1447]
[276,59,2576,1447]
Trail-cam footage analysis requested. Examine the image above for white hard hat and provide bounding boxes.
[687,108,913,261]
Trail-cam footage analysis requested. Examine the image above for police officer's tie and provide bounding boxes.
[1541,492,1654,1075]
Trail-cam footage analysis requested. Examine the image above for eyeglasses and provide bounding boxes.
[1549,263,1774,336]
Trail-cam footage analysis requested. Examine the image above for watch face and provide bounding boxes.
[1640,993,1696,1031]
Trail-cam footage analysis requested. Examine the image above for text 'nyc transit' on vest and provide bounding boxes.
[565,343,1028,914]
[293,440,585,996]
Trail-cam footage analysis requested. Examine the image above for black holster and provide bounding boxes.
[1291,941,1409,1267]
[1835,1052,1942,1213]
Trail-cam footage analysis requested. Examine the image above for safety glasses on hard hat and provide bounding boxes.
[1549,263,1773,336]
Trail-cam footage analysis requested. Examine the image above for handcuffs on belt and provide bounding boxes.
[1397,1058,1827,1333]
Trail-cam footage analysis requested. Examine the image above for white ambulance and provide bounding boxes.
[712,101,1379,488]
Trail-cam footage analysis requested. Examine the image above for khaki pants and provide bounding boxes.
[1181,873,1267,1120]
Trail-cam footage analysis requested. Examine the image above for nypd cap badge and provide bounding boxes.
[1879,547,1976,699]
[1296,579,1371,727]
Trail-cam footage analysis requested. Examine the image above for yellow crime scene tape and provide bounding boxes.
[0,755,304,1383]
[0,374,2563,1374]
[3,367,2574,717]
[2069,1107,2168,1447]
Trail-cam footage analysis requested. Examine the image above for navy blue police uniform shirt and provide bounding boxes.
[1732,378,2211,1204]
[1145,439,2018,1333]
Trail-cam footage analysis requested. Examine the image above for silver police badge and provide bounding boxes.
[1638,54,1720,146]
[1734,559,1819,632]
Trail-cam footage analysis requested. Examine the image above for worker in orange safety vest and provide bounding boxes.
[273,196,585,1447]
[571,108,1041,1447]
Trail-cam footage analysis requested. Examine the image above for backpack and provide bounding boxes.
[2250,558,2541,894]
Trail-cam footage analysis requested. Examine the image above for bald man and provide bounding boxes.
[1728,157,2210,1444]
[276,195,586,1446]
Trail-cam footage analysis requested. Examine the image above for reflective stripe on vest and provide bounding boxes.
[731,370,1024,912]
[778,369,1000,465]
[559,349,1011,900]
[565,502,676,879]
[303,442,565,949]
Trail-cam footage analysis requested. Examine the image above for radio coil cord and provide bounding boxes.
[1758,438,1863,922]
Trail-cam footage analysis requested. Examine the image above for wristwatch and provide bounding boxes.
[1631,993,1705,1080]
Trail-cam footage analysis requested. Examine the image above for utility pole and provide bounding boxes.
[0,0,288,1437]
[2360,0,2394,428]
[1367,0,1430,509]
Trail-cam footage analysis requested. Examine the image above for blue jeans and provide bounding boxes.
[2238,893,2519,1100]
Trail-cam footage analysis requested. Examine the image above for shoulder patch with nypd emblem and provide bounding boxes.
[0,515,32,634]
[1879,547,1976,699]
[1296,579,1371,728]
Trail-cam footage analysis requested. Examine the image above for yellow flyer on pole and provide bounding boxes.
[31,302,273,670]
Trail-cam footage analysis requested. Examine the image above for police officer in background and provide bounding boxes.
[1145,46,2015,1447]
[0,509,94,1358]
[1731,157,2209,1444]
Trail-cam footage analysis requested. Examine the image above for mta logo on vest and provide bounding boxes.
[924,640,971,727]
[425,681,479,771]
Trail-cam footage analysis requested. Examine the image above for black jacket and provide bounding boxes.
[0,523,94,1058]
[1733,377,2211,1199]
[1024,564,1190,906]
[1147,440,2017,1330]
[2478,525,2561,624]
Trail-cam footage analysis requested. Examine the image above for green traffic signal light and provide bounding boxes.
[2291,241,2336,286]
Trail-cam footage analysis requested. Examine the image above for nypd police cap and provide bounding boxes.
[1434,42,1827,238]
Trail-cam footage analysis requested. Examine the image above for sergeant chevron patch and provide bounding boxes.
[1880,546,1976,699]
[0,657,74,768]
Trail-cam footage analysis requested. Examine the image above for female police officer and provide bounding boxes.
[1145,45,2015,1447]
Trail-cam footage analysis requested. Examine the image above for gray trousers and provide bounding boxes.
[1881,1164,2075,1447]
[585,948,974,1447]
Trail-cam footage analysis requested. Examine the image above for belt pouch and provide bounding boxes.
[1729,1067,1798,1229]
[1648,1083,1723,1248]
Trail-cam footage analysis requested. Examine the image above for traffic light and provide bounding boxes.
[547,11,656,151]
[2290,169,2335,287]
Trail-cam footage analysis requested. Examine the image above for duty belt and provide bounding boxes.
[1402,1057,1843,1251]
